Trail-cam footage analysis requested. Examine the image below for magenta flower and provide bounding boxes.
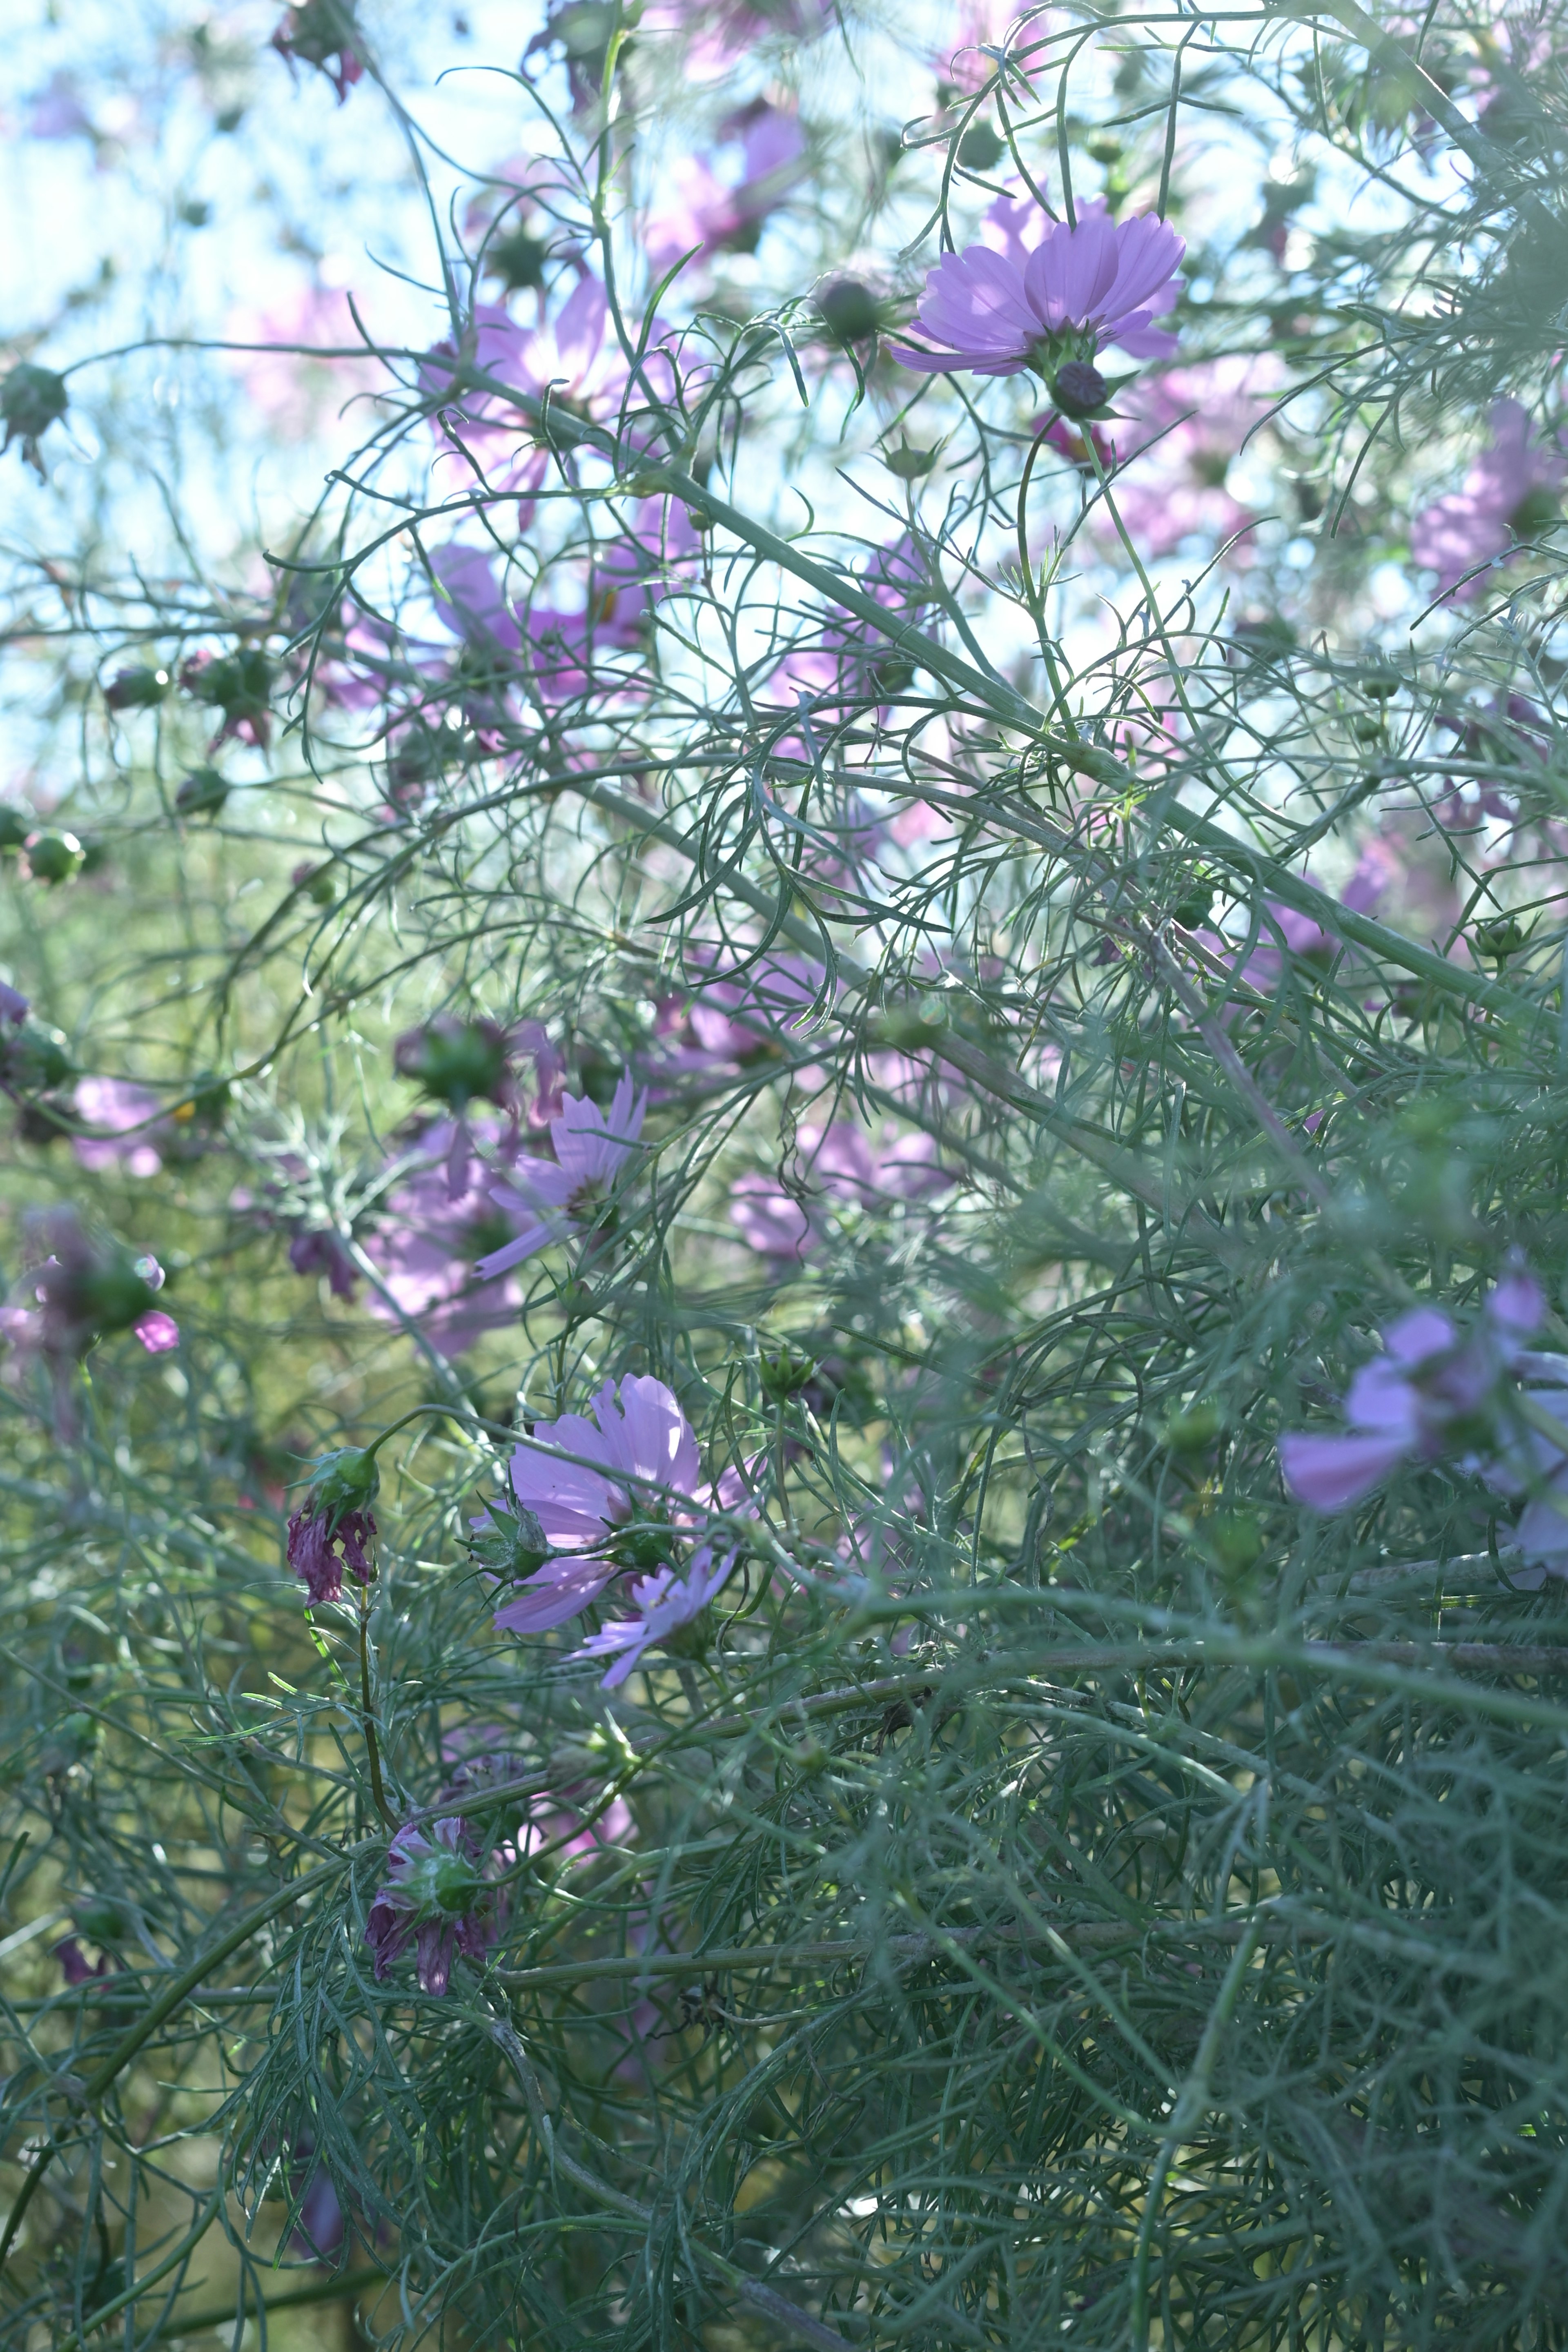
[364,1815,499,1996]
[287,1499,376,1603]
[893,201,1184,406]
[1411,399,1566,600]
[487,1373,708,1635]
[474,1074,646,1276]
[645,101,805,276]
[1278,1265,1544,1513]
[288,1227,359,1299]
[419,279,662,510]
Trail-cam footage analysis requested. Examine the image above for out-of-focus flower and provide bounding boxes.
[730,1122,949,1261]
[363,1118,533,1358]
[892,201,1184,403]
[287,2139,347,2262]
[475,1074,645,1276]
[225,283,383,442]
[54,1937,110,1986]
[645,100,806,276]
[2,1210,179,1363]
[0,983,28,1025]
[71,1078,168,1178]
[1411,399,1566,600]
[1278,1263,1544,1512]
[179,648,274,751]
[271,0,365,101]
[487,1373,706,1634]
[288,1227,359,1299]
[2,364,70,479]
[364,1815,499,1996]
[26,71,95,140]
[286,1445,380,1604]
[419,280,643,508]
[1433,692,1552,831]
[394,1016,516,1116]
[1111,357,1277,561]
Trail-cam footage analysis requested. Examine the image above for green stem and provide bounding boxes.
[1129,1912,1266,2352]
[359,1585,397,1830]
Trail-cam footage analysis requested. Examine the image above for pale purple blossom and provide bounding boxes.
[71,1078,167,1177]
[1411,400,1566,600]
[474,1073,646,1276]
[569,1548,736,1689]
[488,1372,703,1634]
[363,1118,532,1358]
[1111,357,1278,562]
[730,1122,949,1261]
[645,101,806,276]
[892,201,1184,388]
[1278,1263,1545,1513]
[364,1815,499,1996]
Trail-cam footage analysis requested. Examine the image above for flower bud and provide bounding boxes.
[24,831,83,885]
[817,278,883,347]
[175,767,229,820]
[305,1445,381,1517]
[1051,359,1108,420]
[394,1015,510,1110]
[2,364,69,471]
[104,667,171,712]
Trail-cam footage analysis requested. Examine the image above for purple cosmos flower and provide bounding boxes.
[54,1936,109,1986]
[363,1118,534,1359]
[645,100,806,276]
[1111,356,1278,563]
[286,1445,381,1603]
[364,1815,499,1996]
[1279,1264,1544,1513]
[570,1548,737,1689]
[1411,399,1566,600]
[486,1374,710,1634]
[474,1073,646,1276]
[0,982,28,1026]
[893,200,1184,400]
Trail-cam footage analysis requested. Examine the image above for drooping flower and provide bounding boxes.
[286,1445,381,1604]
[288,1226,360,1299]
[271,0,365,102]
[892,201,1184,408]
[486,1373,707,1634]
[1411,399,1566,600]
[1278,1263,1544,1513]
[363,1815,499,1996]
[474,1074,646,1276]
